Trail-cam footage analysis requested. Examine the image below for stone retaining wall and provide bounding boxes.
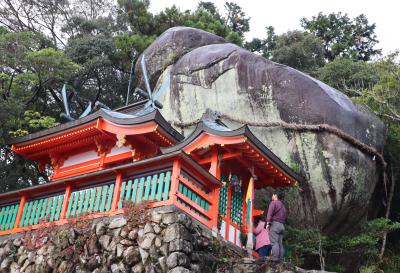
[0,207,253,273]
[0,206,333,273]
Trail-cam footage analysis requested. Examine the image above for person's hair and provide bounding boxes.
[273,189,284,200]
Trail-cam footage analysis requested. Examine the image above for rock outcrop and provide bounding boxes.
[135,27,386,235]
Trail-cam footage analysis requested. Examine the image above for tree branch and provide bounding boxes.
[48,87,64,110]
[5,72,15,99]
[379,164,396,261]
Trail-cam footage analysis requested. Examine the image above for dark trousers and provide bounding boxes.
[269,221,284,261]
[257,245,272,257]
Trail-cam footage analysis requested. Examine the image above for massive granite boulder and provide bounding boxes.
[135,27,225,89]
[135,27,386,235]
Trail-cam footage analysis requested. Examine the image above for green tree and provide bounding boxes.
[152,5,188,35]
[349,53,400,123]
[117,0,246,47]
[185,7,228,38]
[225,31,243,46]
[0,109,55,192]
[117,0,155,35]
[285,219,400,270]
[244,26,276,58]
[245,29,324,73]
[0,30,78,189]
[0,31,51,73]
[271,30,325,73]
[65,34,129,110]
[114,33,155,69]
[197,1,222,20]
[0,0,70,47]
[349,53,400,262]
[301,12,381,61]
[224,2,250,37]
[22,48,80,114]
[69,0,115,20]
[0,30,79,115]
[316,57,379,94]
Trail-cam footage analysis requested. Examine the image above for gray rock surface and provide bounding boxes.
[109,218,127,229]
[135,26,386,234]
[166,252,189,269]
[135,26,225,89]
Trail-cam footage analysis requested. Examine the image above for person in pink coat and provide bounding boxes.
[253,216,272,257]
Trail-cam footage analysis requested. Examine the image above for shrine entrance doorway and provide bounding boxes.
[218,174,246,247]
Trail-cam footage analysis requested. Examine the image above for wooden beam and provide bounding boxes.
[98,119,158,136]
[184,135,246,154]
[13,196,26,229]
[225,185,232,240]
[188,152,202,163]
[207,148,222,231]
[111,173,123,211]
[199,152,242,165]
[169,159,181,203]
[13,123,98,154]
[178,176,213,203]
[176,192,211,218]
[60,184,72,220]
[222,146,281,185]
[208,149,219,177]
[175,201,212,228]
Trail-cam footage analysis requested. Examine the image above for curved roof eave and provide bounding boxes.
[161,121,247,154]
[161,121,304,183]
[9,109,184,145]
[241,126,304,183]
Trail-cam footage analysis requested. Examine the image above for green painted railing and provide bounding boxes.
[176,173,211,221]
[178,182,210,211]
[118,170,172,208]
[20,194,64,227]
[217,173,244,226]
[218,185,228,217]
[230,190,243,226]
[0,164,220,236]
[0,203,19,231]
[66,183,115,218]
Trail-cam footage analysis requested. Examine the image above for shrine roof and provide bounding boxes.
[9,108,184,145]
[202,120,232,132]
[161,121,304,184]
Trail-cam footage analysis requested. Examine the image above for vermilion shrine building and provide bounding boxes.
[0,102,302,250]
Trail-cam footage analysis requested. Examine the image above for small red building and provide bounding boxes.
[0,103,302,250]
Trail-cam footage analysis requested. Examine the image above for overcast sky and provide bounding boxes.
[149,0,399,55]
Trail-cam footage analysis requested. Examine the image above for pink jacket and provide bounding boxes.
[253,220,270,250]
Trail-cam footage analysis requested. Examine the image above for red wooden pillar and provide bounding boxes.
[225,186,232,241]
[13,196,26,229]
[244,176,254,250]
[209,149,220,177]
[242,184,248,235]
[241,176,254,250]
[242,175,251,232]
[209,149,221,234]
[60,184,72,220]
[112,173,123,211]
[169,160,181,204]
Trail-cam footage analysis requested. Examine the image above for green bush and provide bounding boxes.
[284,218,400,270]
[382,255,400,273]
[359,265,379,273]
